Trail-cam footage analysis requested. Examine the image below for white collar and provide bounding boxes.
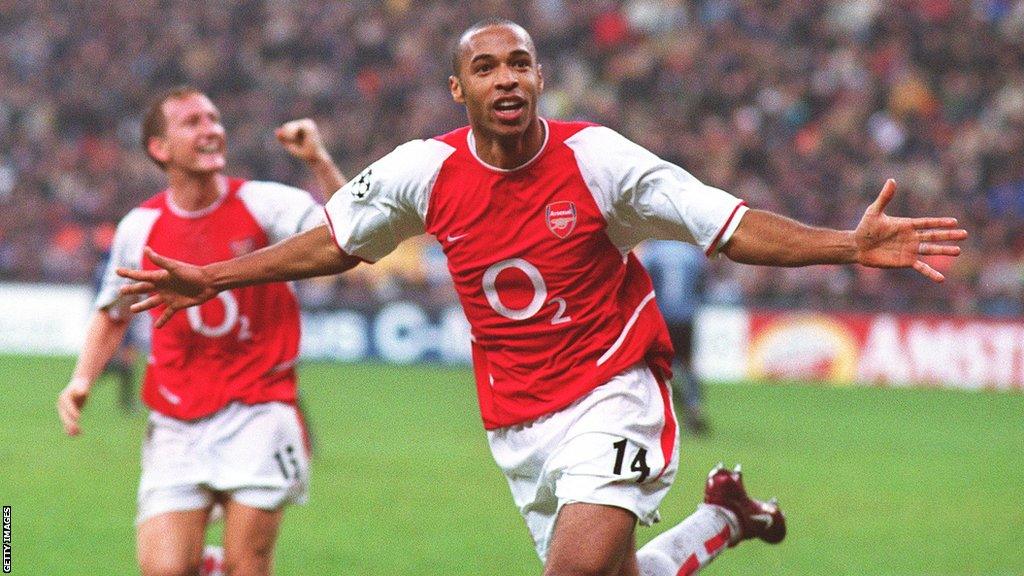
[165,177,230,219]
[466,118,549,173]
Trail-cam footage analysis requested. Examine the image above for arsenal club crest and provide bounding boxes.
[545,201,577,239]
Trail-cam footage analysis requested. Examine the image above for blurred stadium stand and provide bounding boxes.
[1,0,1022,316]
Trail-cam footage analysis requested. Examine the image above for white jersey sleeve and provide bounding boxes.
[565,126,747,255]
[95,207,161,319]
[237,181,323,244]
[323,139,455,262]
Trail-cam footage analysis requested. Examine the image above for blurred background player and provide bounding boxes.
[639,241,709,435]
[90,241,143,413]
[116,20,967,576]
[56,86,346,576]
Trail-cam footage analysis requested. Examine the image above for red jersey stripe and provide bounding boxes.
[597,290,657,366]
[322,207,374,264]
[292,403,313,457]
[651,366,677,482]
[704,200,747,256]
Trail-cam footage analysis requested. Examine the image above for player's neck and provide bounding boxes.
[165,171,226,212]
[471,118,545,170]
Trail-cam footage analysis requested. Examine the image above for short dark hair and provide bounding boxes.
[450,18,535,77]
[140,85,204,169]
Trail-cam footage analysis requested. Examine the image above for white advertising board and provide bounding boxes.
[0,283,93,355]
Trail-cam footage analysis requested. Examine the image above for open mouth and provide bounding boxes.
[194,141,226,163]
[493,97,526,122]
[196,142,223,154]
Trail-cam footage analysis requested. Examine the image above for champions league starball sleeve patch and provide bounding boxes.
[350,169,373,200]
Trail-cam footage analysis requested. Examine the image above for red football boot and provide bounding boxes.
[703,463,786,546]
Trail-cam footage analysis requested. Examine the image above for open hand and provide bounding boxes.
[854,179,968,282]
[116,247,218,327]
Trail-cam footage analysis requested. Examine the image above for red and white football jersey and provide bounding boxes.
[96,177,323,420]
[325,120,747,429]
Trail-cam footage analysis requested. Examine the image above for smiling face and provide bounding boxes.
[449,23,544,141]
[146,92,227,175]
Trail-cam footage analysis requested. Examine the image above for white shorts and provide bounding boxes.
[487,362,679,561]
[137,401,310,525]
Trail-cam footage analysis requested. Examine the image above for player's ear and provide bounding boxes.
[147,136,171,167]
[449,75,465,104]
[537,63,544,93]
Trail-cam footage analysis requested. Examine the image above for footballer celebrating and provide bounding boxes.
[58,87,345,576]
[118,22,967,576]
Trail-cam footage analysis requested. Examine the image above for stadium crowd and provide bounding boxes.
[1,0,1022,315]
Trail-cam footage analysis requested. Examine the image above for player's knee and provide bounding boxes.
[543,556,622,576]
[223,546,273,576]
[138,555,202,576]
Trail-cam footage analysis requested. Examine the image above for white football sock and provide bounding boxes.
[637,504,739,576]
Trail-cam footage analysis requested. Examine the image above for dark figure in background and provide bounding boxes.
[640,241,708,435]
[92,247,141,412]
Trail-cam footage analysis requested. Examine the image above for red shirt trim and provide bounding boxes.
[705,200,747,256]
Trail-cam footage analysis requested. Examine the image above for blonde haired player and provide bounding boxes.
[58,87,345,576]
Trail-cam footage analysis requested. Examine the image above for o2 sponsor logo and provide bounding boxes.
[482,258,572,326]
[186,292,252,341]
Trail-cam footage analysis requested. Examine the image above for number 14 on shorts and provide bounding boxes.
[611,439,650,483]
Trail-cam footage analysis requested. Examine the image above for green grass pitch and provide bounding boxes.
[2,355,1022,575]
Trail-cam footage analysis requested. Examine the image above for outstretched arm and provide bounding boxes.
[276,118,348,199]
[118,225,359,327]
[721,180,967,282]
